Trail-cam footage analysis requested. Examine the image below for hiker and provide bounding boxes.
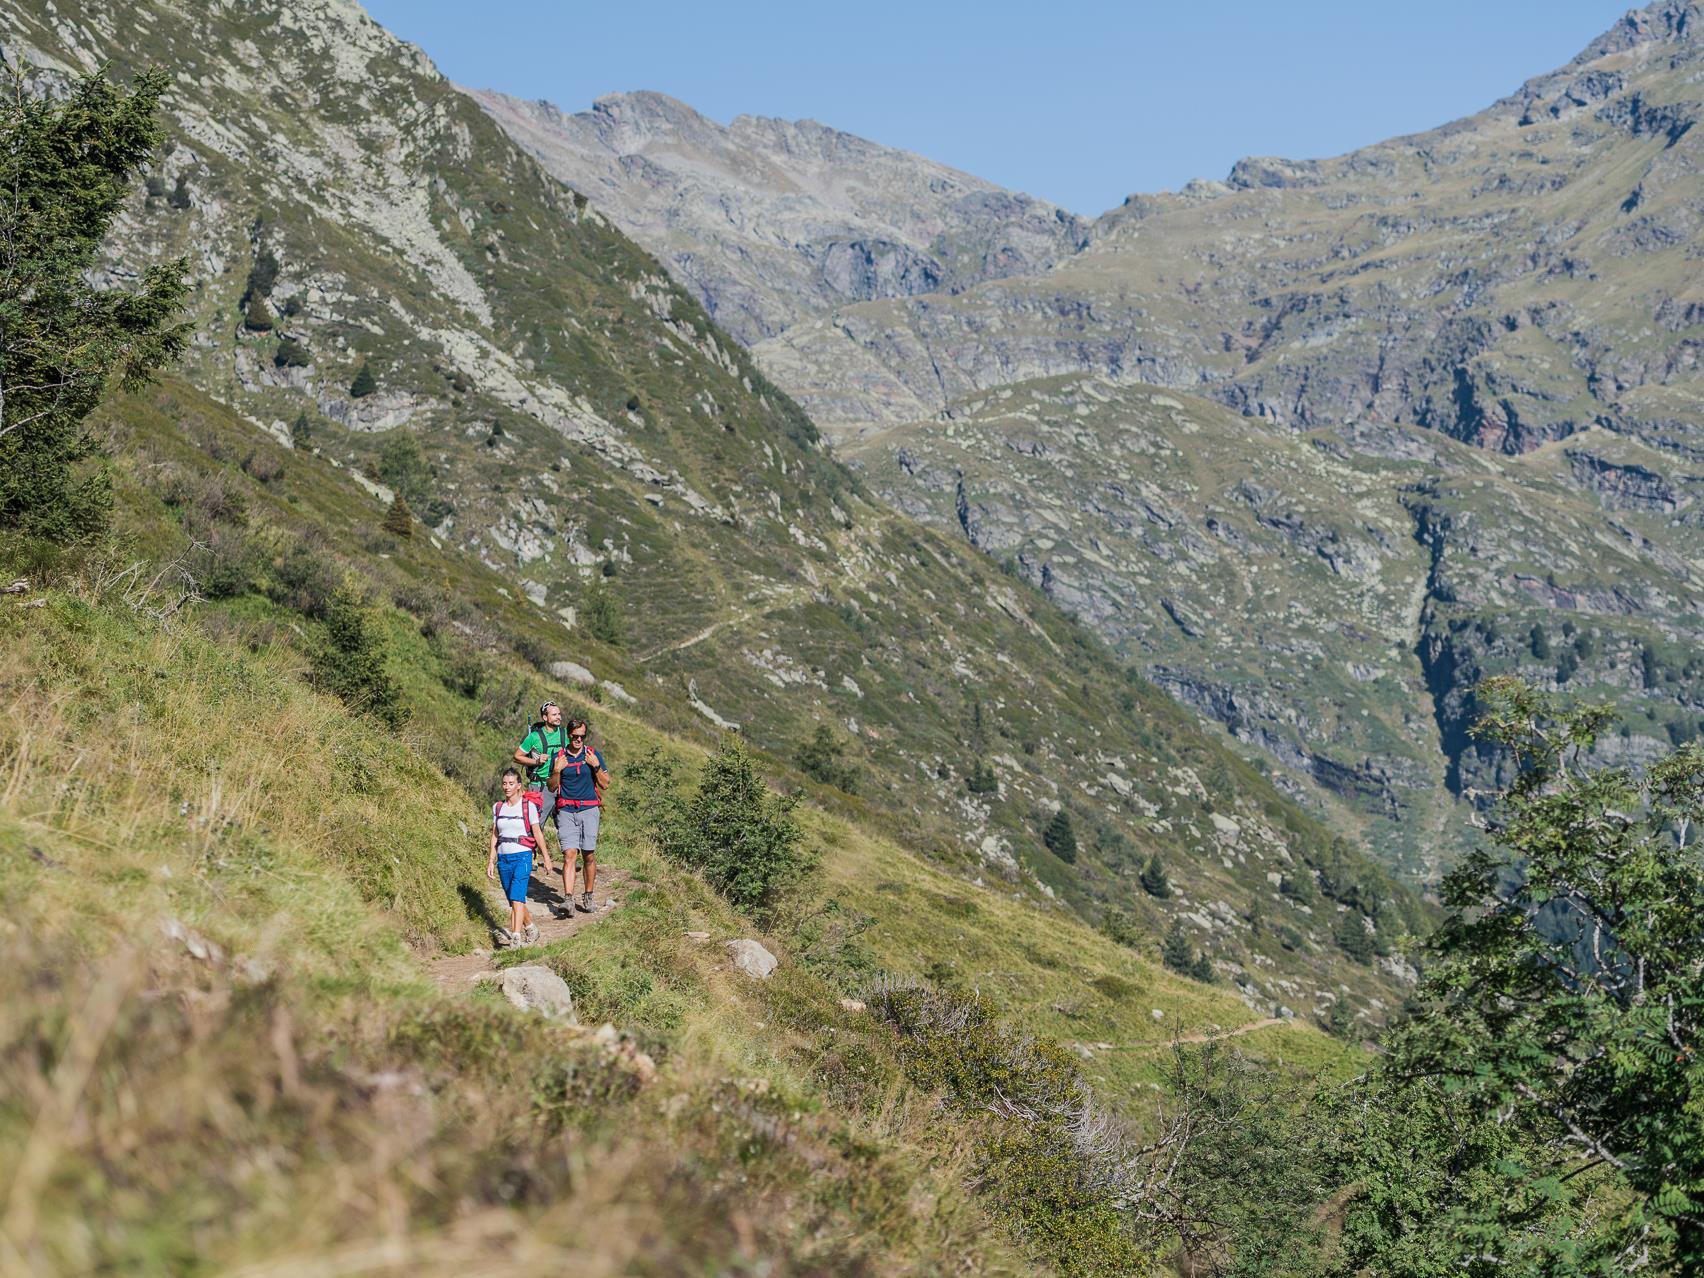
[488,767,552,947]
[550,717,610,915]
[515,701,571,828]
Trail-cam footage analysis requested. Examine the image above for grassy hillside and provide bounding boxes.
[0,377,1364,1274]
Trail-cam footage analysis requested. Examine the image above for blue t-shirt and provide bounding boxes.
[554,745,606,807]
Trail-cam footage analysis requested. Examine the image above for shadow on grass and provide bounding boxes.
[458,882,501,930]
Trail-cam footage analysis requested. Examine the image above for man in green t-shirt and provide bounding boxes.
[514,701,570,827]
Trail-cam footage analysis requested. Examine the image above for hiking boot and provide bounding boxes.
[492,926,515,948]
[551,900,572,919]
[523,922,540,944]
[577,891,594,914]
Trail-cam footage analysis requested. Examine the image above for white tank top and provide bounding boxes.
[493,797,535,852]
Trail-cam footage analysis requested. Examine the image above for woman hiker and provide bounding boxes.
[488,767,553,947]
[550,717,610,916]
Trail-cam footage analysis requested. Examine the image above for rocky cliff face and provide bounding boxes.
[850,376,1704,878]
[471,89,1089,346]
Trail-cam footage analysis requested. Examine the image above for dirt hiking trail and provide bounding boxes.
[428,863,629,991]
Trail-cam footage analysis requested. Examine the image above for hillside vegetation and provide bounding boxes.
[0,0,1428,1013]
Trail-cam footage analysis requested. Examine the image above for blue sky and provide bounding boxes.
[365,0,1627,216]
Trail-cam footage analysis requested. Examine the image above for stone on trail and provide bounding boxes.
[499,964,578,1021]
[683,930,711,941]
[549,661,595,686]
[838,998,867,1013]
[725,938,778,979]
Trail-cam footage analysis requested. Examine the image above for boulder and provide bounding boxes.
[499,964,577,1021]
[838,997,867,1014]
[549,661,596,687]
[725,938,778,980]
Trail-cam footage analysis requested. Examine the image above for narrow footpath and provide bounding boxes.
[428,864,629,991]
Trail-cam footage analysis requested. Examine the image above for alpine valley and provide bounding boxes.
[479,2,1704,878]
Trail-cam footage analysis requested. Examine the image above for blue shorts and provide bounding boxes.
[496,850,531,903]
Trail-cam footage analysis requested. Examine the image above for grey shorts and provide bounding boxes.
[556,805,600,852]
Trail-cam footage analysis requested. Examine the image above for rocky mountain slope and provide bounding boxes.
[467,2,1704,864]
[471,88,1088,346]
[849,375,1704,877]
[756,1,1704,453]
[0,0,1422,1012]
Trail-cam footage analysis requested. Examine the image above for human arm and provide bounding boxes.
[514,730,545,772]
[589,747,611,794]
[487,819,498,881]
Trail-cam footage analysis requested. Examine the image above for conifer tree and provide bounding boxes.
[349,359,377,398]
[1043,809,1077,863]
[1140,853,1172,898]
[0,66,188,541]
[381,492,413,539]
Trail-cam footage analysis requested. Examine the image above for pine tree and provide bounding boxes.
[242,292,274,332]
[1042,809,1077,863]
[381,492,413,539]
[1162,921,1197,976]
[0,67,189,542]
[349,359,377,398]
[1140,853,1172,898]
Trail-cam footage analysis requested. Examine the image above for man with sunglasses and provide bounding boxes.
[550,717,610,914]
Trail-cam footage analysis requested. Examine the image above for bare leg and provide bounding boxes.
[583,853,596,896]
[562,851,578,899]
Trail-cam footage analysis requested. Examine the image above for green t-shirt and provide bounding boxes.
[518,723,571,785]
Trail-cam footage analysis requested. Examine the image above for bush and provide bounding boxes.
[1162,920,1212,981]
[582,576,623,645]
[267,541,339,620]
[310,591,407,728]
[796,724,858,793]
[274,336,309,369]
[964,760,998,795]
[628,738,814,918]
[1333,911,1373,963]
[350,359,377,398]
[376,431,430,505]
[381,493,413,539]
[1100,908,1140,948]
[1043,809,1077,864]
[242,293,274,332]
[1139,853,1172,898]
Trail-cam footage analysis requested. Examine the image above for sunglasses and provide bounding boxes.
[569,732,586,741]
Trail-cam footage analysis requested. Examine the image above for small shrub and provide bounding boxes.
[167,174,191,209]
[268,541,339,620]
[274,336,309,369]
[1043,809,1077,864]
[628,738,814,918]
[1139,853,1171,898]
[1333,911,1373,963]
[239,450,286,485]
[310,591,407,728]
[381,493,413,539]
[582,576,623,645]
[964,760,998,794]
[1162,920,1211,981]
[796,723,858,793]
[187,523,258,600]
[242,293,274,332]
[1100,908,1141,948]
[350,359,377,398]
